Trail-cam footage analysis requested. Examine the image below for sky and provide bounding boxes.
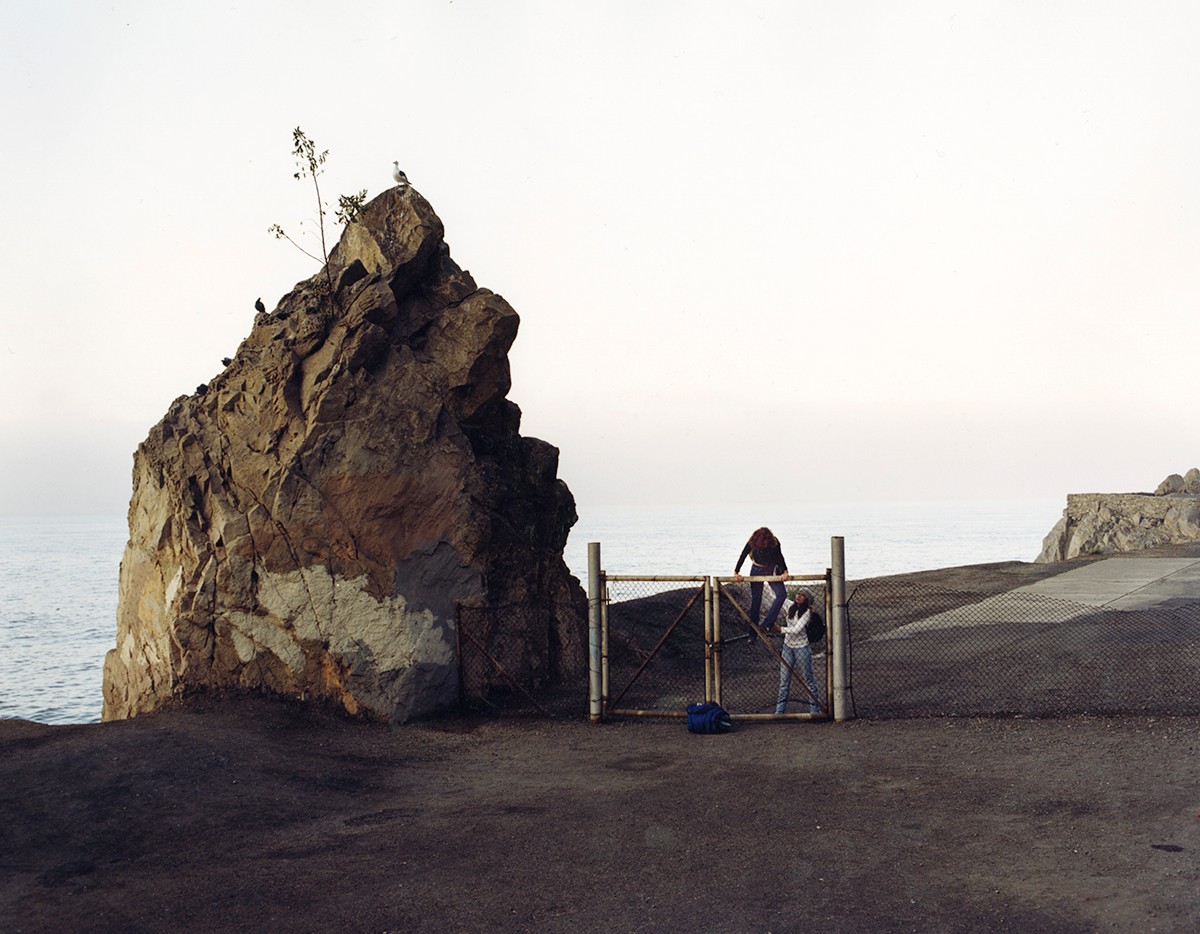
[2,1,1198,518]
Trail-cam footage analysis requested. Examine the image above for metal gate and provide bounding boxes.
[601,576,710,718]
[600,571,832,721]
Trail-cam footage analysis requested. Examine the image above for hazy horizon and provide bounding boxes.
[4,2,1197,518]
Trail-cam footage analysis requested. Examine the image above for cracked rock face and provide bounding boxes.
[1036,473,1200,562]
[102,187,586,722]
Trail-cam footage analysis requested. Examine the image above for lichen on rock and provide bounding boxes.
[103,186,586,722]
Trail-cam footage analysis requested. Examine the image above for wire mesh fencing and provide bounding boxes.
[456,602,584,718]
[846,578,1200,718]
[602,577,709,717]
[598,576,830,719]
[456,570,1200,721]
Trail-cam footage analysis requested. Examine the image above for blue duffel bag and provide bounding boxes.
[686,701,732,734]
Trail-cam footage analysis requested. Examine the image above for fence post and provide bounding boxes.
[712,579,723,707]
[831,536,852,722]
[588,542,603,723]
[703,576,713,702]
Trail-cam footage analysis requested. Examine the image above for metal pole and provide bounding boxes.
[703,576,713,702]
[601,577,609,714]
[830,536,851,721]
[824,569,833,719]
[712,579,723,706]
[588,542,603,724]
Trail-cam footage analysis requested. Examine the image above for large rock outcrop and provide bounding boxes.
[1036,470,1200,562]
[103,186,586,722]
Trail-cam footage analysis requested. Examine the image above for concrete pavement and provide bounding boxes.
[1014,557,1200,609]
[875,557,1200,640]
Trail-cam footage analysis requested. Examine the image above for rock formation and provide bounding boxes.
[1036,470,1200,562]
[1154,468,1200,496]
[103,186,587,722]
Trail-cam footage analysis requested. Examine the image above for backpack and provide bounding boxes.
[805,610,826,645]
[686,701,733,734]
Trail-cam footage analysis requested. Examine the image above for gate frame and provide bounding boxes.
[593,568,835,722]
[587,538,851,723]
[601,574,710,719]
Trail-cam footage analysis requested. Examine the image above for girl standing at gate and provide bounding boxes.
[733,526,789,633]
[776,588,821,715]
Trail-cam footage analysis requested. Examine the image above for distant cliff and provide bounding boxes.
[103,186,586,721]
[1037,470,1200,562]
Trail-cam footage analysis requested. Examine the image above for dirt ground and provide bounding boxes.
[3,555,1200,933]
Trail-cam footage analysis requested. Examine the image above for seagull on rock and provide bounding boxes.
[392,162,409,191]
[254,297,265,314]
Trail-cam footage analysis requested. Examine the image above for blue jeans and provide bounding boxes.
[775,643,820,714]
[748,563,787,630]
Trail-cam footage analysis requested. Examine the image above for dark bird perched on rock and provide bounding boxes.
[196,384,208,395]
[392,162,409,191]
[255,297,265,313]
[222,357,232,367]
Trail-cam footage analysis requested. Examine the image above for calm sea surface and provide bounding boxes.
[565,499,1063,581]
[0,499,1062,725]
[0,517,127,727]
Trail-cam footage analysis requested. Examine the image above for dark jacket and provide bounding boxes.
[735,541,787,575]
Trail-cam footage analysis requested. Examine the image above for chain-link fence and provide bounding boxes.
[456,603,584,718]
[598,576,830,720]
[456,572,1200,721]
[602,577,709,717]
[845,579,1200,717]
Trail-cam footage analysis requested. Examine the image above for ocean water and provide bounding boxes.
[0,498,1062,725]
[565,499,1064,582]
[0,516,127,727]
